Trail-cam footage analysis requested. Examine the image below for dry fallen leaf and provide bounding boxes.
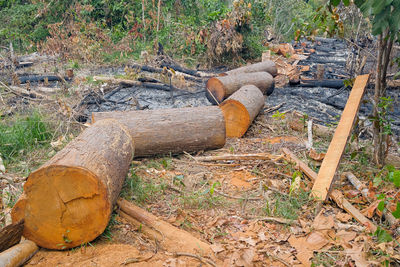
[309,148,325,161]
[336,212,352,223]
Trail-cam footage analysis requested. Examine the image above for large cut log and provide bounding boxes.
[11,119,134,249]
[117,199,214,257]
[92,106,226,157]
[219,85,265,138]
[220,60,278,77]
[0,240,38,267]
[0,220,24,253]
[206,71,274,104]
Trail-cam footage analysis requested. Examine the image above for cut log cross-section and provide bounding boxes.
[11,119,134,250]
[92,106,226,157]
[206,71,274,104]
[220,84,265,138]
[220,60,278,77]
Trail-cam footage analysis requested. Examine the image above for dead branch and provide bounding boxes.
[173,252,216,267]
[194,153,283,162]
[257,216,299,226]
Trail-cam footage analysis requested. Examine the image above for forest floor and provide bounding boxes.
[1,41,400,266]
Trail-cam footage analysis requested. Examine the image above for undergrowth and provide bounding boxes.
[0,111,53,166]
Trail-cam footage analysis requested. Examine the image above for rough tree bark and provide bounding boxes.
[206,71,274,104]
[219,85,265,137]
[92,106,226,157]
[220,60,278,77]
[11,119,134,249]
[373,30,394,167]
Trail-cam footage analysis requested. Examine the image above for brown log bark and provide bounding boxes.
[11,119,134,249]
[219,85,265,138]
[117,199,214,257]
[0,220,24,253]
[91,106,226,157]
[0,240,38,267]
[206,72,274,104]
[221,60,278,77]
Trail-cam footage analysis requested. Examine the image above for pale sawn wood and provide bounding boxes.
[311,74,370,201]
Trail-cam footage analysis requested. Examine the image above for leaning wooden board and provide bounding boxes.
[311,74,370,201]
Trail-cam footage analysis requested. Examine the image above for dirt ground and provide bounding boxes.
[21,113,400,266]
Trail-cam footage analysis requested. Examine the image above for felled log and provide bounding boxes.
[11,119,134,249]
[0,240,38,267]
[296,79,344,89]
[0,220,24,253]
[219,85,265,138]
[206,72,274,104]
[18,75,62,84]
[220,60,278,77]
[117,199,214,256]
[93,76,179,92]
[92,106,225,157]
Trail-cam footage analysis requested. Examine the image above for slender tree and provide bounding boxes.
[330,0,400,166]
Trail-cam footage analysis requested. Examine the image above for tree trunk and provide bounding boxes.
[373,31,394,167]
[0,220,24,253]
[92,106,226,157]
[117,199,213,256]
[219,85,265,137]
[206,72,274,104]
[220,60,278,77]
[11,119,134,250]
[0,240,38,267]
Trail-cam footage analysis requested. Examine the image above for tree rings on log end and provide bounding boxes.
[206,77,226,105]
[220,100,250,137]
[11,119,134,250]
[12,166,109,250]
[220,85,265,138]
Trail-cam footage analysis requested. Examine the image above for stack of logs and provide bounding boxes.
[3,60,276,263]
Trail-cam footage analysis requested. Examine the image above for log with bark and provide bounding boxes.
[220,60,278,77]
[219,85,265,138]
[117,199,214,256]
[0,240,38,267]
[0,220,24,253]
[11,119,134,249]
[296,79,345,89]
[92,106,226,157]
[206,72,274,104]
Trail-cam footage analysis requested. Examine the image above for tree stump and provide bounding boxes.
[219,85,265,137]
[0,220,24,253]
[11,119,134,249]
[206,72,274,104]
[92,106,226,157]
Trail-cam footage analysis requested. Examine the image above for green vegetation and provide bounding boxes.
[121,170,166,204]
[0,111,53,166]
[264,190,311,220]
[0,0,331,65]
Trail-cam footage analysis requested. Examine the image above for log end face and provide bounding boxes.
[17,166,110,249]
[220,100,250,138]
[206,77,226,105]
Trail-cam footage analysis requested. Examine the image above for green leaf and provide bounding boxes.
[378,200,385,211]
[373,176,383,187]
[354,0,365,7]
[330,0,341,6]
[393,170,400,187]
[392,202,400,219]
[377,193,386,200]
[374,227,393,243]
[343,0,350,6]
